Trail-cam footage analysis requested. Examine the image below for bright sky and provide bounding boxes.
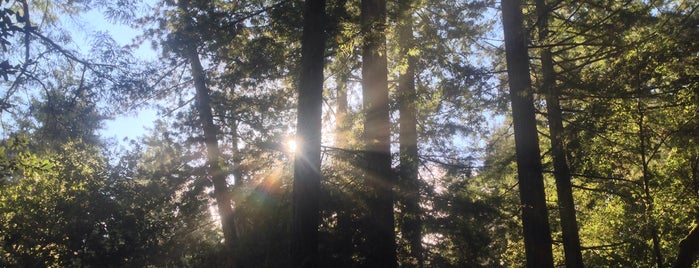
[68,6,158,143]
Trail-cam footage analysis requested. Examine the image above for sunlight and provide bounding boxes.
[286,138,298,153]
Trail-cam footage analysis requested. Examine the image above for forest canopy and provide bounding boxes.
[1,0,698,267]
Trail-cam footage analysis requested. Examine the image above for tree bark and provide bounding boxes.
[675,224,699,268]
[176,3,238,267]
[333,50,355,268]
[185,45,238,268]
[397,0,422,266]
[501,0,555,267]
[360,0,397,267]
[336,69,349,148]
[673,52,699,268]
[291,0,327,267]
[330,2,355,265]
[534,0,585,267]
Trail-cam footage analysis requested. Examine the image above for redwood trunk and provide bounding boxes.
[291,0,327,267]
[501,0,555,267]
[675,224,699,268]
[397,0,422,266]
[534,0,585,267]
[185,47,238,268]
[361,0,397,266]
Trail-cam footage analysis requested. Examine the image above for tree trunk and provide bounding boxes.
[334,52,356,268]
[331,2,355,265]
[673,59,699,268]
[501,0,555,267]
[360,0,397,267]
[291,0,326,267]
[675,224,699,268]
[176,2,239,266]
[637,100,665,268]
[230,118,244,190]
[534,1,585,267]
[185,45,238,268]
[336,69,349,148]
[396,0,422,266]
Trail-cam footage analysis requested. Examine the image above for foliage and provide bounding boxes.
[0,0,698,267]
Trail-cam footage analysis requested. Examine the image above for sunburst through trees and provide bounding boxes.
[1,0,699,267]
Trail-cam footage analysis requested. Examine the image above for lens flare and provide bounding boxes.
[286,138,298,153]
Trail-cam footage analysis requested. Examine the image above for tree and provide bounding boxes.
[106,125,226,267]
[675,224,699,268]
[501,0,554,266]
[360,0,397,266]
[0,140,111,267]
[9,0,699,267]
[291,0,326,266]
[173,2,238,266]
[318,2,362,265]
[533,0,584,266]
[538,1,699,266]
[396,0,422,266]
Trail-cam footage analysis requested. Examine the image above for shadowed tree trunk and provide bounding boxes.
[175,3,239,267]
[674,85,699,268]
[184,38,238,268]
[673,68,699,268]
[361,0,397,267]
[336,73,349,148]
[675,224,699,268]
[501,0,555,267]
[291,0,327,267]
[334,69,355,267]
[396,0,422,266]
[331,0,350,150]
[329,1,356,265]
[534,0,584,267]
[637,100,664,268]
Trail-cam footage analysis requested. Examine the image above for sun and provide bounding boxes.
[285,138,298,153]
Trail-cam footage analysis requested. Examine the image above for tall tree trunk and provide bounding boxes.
[501,0,555,267]
[534,1,584,267]
[331,2,355,265]
[360,0,397,267]
[336,69,349,148]
[396,0,422,266]
[185,45,238,268]
[334,49,352,264]
[334,70,355,267]
[176,3,238,266]
[292,0,327,267]
[675,224,699,268]
[673,69,699,268]
[637,100,664,268]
